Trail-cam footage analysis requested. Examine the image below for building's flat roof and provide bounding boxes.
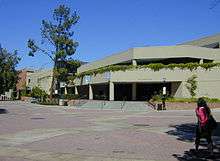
[180,33,220,47]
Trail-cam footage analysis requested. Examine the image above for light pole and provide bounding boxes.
[162,78,166,110]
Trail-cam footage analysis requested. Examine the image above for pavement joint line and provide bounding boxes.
[0,128,83,146]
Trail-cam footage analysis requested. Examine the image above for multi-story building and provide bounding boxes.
[25,60,83,96]
[16,68,34,97]
[74,34,220,101]
[26,69,53,94]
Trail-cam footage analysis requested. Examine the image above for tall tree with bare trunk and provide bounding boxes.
[27,5,79,99]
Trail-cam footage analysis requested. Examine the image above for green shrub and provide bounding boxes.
[20,89,31,97]
[151,97,220,103]
[200,63,218,70]
[166,97,197,102]
[63,94,79,100]
[185,74,198,98]
[74,62,220,79]
[145,63,164,71]
[40,99,58,105]
[201,97,220,103]
[31,86,48,101]
[150,94,162,102]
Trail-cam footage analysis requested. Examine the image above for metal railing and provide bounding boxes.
[121,98,126,110]
[101,100,106,110]
[75,95,88,107]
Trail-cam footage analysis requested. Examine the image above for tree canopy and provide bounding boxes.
[27,5,80,98]
[0,44,20,94]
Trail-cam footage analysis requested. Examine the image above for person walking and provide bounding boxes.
[195,98,217,155]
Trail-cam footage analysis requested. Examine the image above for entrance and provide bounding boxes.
[77,85,89,99]
[137,83,171,101]
[92,84,109,100]
[114,84,132,101]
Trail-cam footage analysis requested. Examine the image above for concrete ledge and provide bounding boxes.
[155,102,220,110]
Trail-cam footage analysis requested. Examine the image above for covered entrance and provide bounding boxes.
[76,82,172,101]
[136,83,171,101]
[92,84,109,100]
[77,85,89,99]
[114,83,132,101]
[113,82,171,101]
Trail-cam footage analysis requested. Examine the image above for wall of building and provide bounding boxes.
[181,34,220,47]
[77,46,220,74]
[77,49,133,73]
[75,67,220,99]
[74,34,220,100]
[16,70,34,91]
[74,72,109,86]
[27,69,53,94]
[133,46,220,62]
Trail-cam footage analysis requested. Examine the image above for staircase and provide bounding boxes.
[71,100,152,112]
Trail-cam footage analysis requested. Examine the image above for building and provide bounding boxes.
[16,69,34,91]
[24,60,83,96]
[16,69,34,97]
[74,34,220,101]
[26,69,53,94]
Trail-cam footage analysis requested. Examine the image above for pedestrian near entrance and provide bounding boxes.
[195,98,217,155]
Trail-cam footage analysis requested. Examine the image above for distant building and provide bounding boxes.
[16,69,34,97]
[23,60,83,96]
[26,69,53,94]
[16,69,34,90]
[74,34,220,101]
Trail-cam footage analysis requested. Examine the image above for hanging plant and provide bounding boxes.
[70,62,220,79]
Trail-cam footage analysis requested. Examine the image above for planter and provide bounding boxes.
[20,96,32,102]
[59,99,68,106]
[152,101,220,110]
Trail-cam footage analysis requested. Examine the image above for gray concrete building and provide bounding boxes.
[26,69,53,94]
[73,34,220,101]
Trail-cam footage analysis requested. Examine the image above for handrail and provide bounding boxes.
[76,95,88,107]
[100,95,107,110]
[101,100,106,109]
[147,101,157,110]
[121,98,126,110]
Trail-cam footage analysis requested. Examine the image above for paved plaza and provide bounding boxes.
[0,101,219,161]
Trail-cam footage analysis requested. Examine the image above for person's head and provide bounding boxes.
[197,97,207,108]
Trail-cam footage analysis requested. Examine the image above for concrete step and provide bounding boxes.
[123,102,150,111]
[72,100,151,111]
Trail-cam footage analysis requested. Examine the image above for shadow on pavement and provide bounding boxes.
[167,122,220,161]
[0,108,8,114]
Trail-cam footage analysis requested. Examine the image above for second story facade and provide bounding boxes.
[73,34,220,101]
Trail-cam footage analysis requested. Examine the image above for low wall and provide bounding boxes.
[20,96,32,102]
[0,95,10,101]
[164,102,220,110]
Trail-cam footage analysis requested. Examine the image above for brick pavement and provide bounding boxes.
[0,101,219,161]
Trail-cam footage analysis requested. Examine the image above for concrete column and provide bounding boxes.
[132,83,137,101]
[109,82,114,101]
[89,84,93,100]
[64,86,67,95]
[132,59,137,66]
[74,86,78,95]
[199,59,204,64]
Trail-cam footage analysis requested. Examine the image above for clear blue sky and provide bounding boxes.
[0,0,220,69]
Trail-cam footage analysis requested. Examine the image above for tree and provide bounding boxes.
[56,59,81,82]
[31,86,48,102]
[27,5,80,99]
[0,44,20,95]
[185,74,198,98]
